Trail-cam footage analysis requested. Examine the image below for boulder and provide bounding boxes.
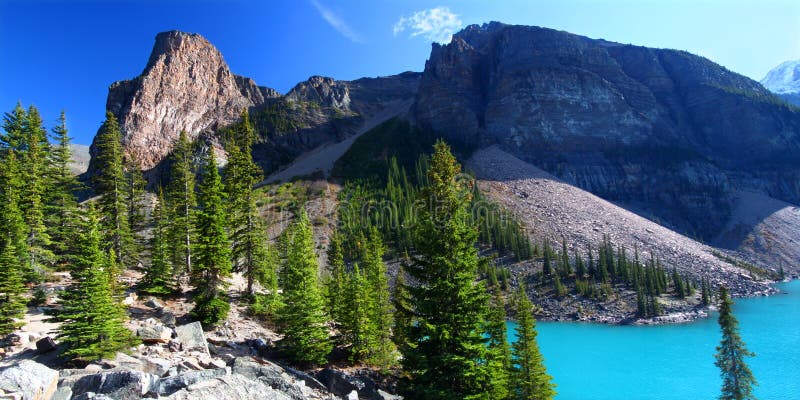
[232,357,305,400]
[113,352,144,370]
[34,337,56,354]
[150,367,230,396]
[137,322,173,344]
[51,386,72,400]
[5,333,27,347]
[175,322,208,354]
[316,368,379,398]
[165,373,291,400]
[144,297,164,309]
[122,293,137,306]
[158,310,177,327]
[142,357,172,377]
[72,370,157,400]
[0,360,58,400]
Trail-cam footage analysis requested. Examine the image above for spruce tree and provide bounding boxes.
[57,205,137,360]
[0,243,26,335]
[191,147,232,326]
[275,210,331,366]
[92,112,135,268]
[362,227,397,368]
[715,286,757,400]
[47,112,82,262]
[398,141,490,399]
[250,236,281,319]
[166,130,197,279]
[141,189,174,295]
[511,285,556,400]
[392,264,412,350]
[0,152,28,265]
[486,289,512,400]
[324,232,347,327]
[344,262,372,363]
[223,110,264,297]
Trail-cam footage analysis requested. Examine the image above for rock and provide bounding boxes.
[27,333,42,343]
[137,321,173,344]
[316,368,376,398]
[167,340,181,352]
[144,297,164,309]
[142,357,172,377]
[0,360,58,400]
[150,367,230,396]
[165,373,291,400]
[72,370,157,400]
[5,333,26,347]
[158,311,177,327]
[199,357,227,370]
[121,293,137,306]
[34,337,56,354]
[347,391,359,400]
[232,357,306,400]
[175,322,208,354]
[113,352,144,370]
[51,386,72,400]
[83,364,104,372]
[377,389,402,400]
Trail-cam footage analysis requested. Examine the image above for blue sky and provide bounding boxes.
[1,0,798,145]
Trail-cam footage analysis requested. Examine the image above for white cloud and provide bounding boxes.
[310,0,364,43]
[393,6,462,44]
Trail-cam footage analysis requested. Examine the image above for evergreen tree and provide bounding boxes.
[362,227,397,368]
[223,109,264,297]
[553,273,566,298]
[324,232,347,327]
[701,279,711,306]
[166,130,197,279]
[511,285,556,400]
[715,286,757,400]
[275,210,331,366]
[672,268,685,298]
[19,106,53,280]
[343,262,372,363]
[0,152,28,265]
[47,112,82,262]
[250,237,281,318]
[191,147,232,326]
[124,158,147,261]
[141,189,174,295]
[486,289,512,400]
[392,265,412,350]
[0,243,26,335]
[398,141,490,399]
[57,206,137,360]
[92,112,135,268]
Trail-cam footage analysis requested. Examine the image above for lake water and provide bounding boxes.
[509,280,800,400]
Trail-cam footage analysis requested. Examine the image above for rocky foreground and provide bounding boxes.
[0,314,397,400]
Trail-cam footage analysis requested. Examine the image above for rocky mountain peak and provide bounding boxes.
[91,30,279,171]
[761,59,800,94]
[286,75,351,110]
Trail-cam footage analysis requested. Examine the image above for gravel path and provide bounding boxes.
[467,146,773,297]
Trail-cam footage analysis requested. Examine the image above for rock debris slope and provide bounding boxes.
[467,146,772,296]
[416,22,800,260]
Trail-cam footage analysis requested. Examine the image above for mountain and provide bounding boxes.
[761,59,800,106]
[413,22,800,271]
[87,30,419,179]
[86,25,799,280]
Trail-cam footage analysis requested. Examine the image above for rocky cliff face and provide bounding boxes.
[761,59,800,106]
[90,31,279,172]
[88,30,420,178]
[414,22,800,266]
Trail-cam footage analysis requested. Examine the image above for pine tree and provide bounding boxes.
[92,112,136,268]
[141,189,174,295]
[672,268,685,298]
[392,265,412,350]
[191,147,232,326]
[166,130,197,279]
[57,205,137,360]
[343,262,372,363]
[511,285,556,400]
[223,110,264,297]
[701,279,711,306]
[398,141,490,399]
[275,210,331,366]
[553,273,566,298]
[250,237,281,319]
[0,152,28,265]
[324,232,347,327]
[124,158,147,261]
[486,289,512,400]
[715,286,757,400]
[19,106,54,280]
[0,243,26,335]
[46,112,82,262]
[362,227,397,368]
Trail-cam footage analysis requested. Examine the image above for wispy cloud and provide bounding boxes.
[310,0,364,43]
[393,6,462,44]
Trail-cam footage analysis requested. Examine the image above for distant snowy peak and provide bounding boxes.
[761,59,800,94]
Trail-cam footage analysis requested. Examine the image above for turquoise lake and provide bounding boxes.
[508,280,800,399]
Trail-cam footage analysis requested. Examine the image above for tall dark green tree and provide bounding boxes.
[46,112,82,261]
[141,189,174,295]
[276,210,331,366]
[57,205,137,360]
[0,243,26,335]
[324,232,347,328]
[223,109,264,297]
[166,130,197,279]
[92,112,135,268]
[361,227,397,368]
[0,152,27,265]
[715,286,757,400]
[191,147,232,326]
[398,141,491,399]
[486,289,512,400]
[511,285,556,400]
